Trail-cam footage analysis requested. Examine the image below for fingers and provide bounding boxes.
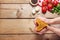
[38,28,47,34]
[47,26,60,36]
[33,19,36,26]
[34,28,47,35]
[35,16,48,23]
[47,26,58,33]
[33,16,52,34]
[47,26,54,30]
[33,16,47,26]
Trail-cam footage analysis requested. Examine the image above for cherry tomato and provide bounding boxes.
[44,0,48,3]
[48,0,52,3]
[42,1,47,6]
[47,3,53,11]
[42,6,47,13]
[53,0,58,6]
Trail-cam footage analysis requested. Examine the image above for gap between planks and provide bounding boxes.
[0,33,55,35]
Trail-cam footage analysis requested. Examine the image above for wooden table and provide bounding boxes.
[0,0,60,40]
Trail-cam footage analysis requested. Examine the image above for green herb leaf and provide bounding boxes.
[58,10,60,15]
[51,9,55,14]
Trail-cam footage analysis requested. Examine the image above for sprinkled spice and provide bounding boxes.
[31,0,37,4]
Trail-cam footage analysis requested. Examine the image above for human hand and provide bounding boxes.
[33,16,53,34]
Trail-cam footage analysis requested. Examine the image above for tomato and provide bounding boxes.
[53,0,58,6]
[48,0,52,3]
[42,6,47,13]
[42,1,47,6]
[44,0,48,3]
[47,3,53,11]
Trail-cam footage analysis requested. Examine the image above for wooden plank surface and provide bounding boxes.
[0,0,30,3]
[0,4,60,18]
[0,0,60,40]
[0,34,60,40]
[0,8,18,18]
[0,35,42,40]
[0,19,34,34]
[0,19,60,34]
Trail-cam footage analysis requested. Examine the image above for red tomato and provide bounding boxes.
[48,0,52,3]
[44,0,48,3]
[42,1,47,6]
[47,3,53,11]
[42,6,47,13]
[53,0,58,6]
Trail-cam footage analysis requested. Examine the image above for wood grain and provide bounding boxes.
[0,35,43,40]
[0,0,30,3]
[0,34,60,40]
[0,8,18,18]
[42,34,60,40]
[0,19,34,34]
[0,0,60,40]
[0,19,60,34]
[0,4,60,18]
